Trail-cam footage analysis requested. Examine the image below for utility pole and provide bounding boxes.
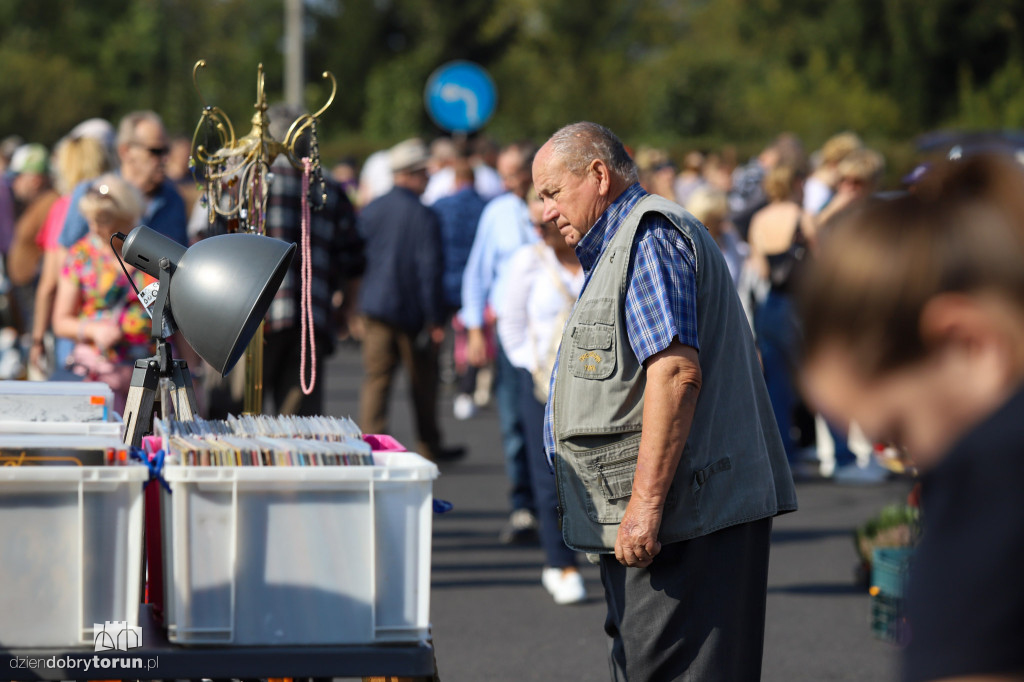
[285,0,304,109]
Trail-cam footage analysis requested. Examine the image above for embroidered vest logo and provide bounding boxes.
[578,351,602,372]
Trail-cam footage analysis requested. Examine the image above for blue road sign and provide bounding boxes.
[424,61,497,133]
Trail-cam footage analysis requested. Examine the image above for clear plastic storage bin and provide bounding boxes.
[0,465,147,647]
[160,451,439,645]
[0,381,115,422]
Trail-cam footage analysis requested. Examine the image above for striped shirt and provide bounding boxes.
[543,183,699,465]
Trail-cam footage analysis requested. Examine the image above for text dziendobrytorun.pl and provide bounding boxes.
[10,655,158,672]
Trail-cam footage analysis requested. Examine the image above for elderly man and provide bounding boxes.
[534,122,797,680]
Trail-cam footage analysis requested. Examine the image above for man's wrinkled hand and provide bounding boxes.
[614,497,664,568]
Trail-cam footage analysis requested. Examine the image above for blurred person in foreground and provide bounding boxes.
[357,138,462,462]
[52,175,154,414]
[534,121,796,680]
[29,131,112,378]
[496,190,585,605]
[800,154,1024,682]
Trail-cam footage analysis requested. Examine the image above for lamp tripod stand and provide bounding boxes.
[122,338,198,448]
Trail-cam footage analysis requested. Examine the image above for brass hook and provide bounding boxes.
[255,62,267,111]
[192,60,209,110]
[311,71,337,120]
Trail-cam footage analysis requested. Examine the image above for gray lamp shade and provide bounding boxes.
[121,226,296,376]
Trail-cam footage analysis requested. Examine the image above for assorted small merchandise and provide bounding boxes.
[157,414,375,467]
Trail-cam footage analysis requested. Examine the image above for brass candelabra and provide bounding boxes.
[188,60,336,413]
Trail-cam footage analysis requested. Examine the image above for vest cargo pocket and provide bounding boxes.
[570,324,616,380]
[569,433,641,524]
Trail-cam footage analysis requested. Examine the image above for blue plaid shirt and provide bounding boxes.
[543,183,699,466]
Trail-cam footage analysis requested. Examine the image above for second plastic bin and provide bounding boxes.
[159,451,439,645]
[0,465,147,647]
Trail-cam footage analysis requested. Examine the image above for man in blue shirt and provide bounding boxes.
[59,111,187,249]
[461,142,540,543]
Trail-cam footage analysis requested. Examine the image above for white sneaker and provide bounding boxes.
[542,567,587,605]
[832,457,890,485]
[453,393,477,420]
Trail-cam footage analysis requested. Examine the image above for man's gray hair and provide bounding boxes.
[116,111,165,147]
[548,122,638,184]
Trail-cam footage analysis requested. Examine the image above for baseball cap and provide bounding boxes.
[9,143,49,175]
[390,138,430,173]
[69,118,116,150]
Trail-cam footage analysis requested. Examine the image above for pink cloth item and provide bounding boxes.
[363,434,407,452]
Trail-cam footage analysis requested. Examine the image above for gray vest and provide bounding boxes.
[551,194,798,552]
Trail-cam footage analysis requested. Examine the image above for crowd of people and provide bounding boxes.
[0,116,896,587]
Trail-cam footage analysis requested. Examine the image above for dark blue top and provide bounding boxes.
[357,186,443,333]
[60,176,188,248]
[903,384,1024,682]
[431,187,486,310]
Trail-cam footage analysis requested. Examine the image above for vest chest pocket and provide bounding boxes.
[570,324,616,380]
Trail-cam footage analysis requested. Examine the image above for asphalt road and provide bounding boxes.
[322,341,909,682]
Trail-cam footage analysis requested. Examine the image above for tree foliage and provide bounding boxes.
[2,0,1023,157]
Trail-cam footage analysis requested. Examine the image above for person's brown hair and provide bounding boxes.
[836,148,884,186]
[763,164,798,202]
[800,154,1024,376]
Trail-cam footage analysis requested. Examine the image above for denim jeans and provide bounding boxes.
[495,339,534,512]
[754,291,800,464]
[517,369,575,568]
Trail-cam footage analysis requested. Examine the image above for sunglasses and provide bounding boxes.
[130,142,170,157]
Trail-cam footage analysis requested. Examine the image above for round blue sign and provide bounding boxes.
[424,61,497,133]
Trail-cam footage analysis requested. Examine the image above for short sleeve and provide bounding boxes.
[624,216,699,364]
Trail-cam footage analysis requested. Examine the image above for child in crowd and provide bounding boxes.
[799,154,1024,682]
